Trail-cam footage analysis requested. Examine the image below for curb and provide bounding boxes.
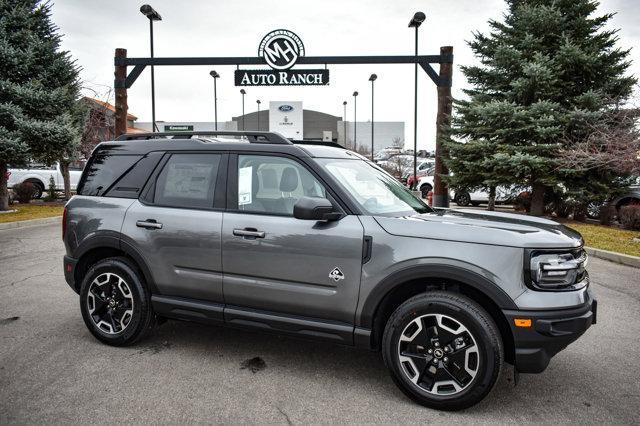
[585,246,640,269]
[0,215,62,231]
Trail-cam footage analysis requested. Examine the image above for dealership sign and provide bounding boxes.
[235,29,329,86]
[164,124,194,131]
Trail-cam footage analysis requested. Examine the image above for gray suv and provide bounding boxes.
[63,131,596,411]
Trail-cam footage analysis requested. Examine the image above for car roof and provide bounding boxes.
[94,137,359,160]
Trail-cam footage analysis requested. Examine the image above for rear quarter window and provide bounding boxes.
[77,152,142,196]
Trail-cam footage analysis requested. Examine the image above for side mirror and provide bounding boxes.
[293,196,341,221]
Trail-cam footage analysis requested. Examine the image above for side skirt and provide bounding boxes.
[151,295,373,347]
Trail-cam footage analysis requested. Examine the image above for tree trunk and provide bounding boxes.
[487,186,496,211]
[530,183,546,216]
[0,162,8,211]
[60,160,71,200]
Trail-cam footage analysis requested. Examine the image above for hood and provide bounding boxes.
[374,208,583,249]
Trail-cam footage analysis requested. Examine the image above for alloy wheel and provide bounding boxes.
[456,193,470,206]
[87,272,134,334]
[397,313,480,395]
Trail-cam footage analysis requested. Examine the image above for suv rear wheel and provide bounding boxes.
[382,291,503,411]
[79,257,155,346]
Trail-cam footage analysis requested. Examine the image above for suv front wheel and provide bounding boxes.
[382,291,503,411]
[79,257,155,346]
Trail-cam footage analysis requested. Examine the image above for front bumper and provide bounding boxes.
[502,296,597,373]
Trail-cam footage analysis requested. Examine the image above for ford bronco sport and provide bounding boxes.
[63,131,596,410]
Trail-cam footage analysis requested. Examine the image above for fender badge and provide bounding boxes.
[329,267,345,282]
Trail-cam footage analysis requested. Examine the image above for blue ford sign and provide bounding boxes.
[279,105,294,112]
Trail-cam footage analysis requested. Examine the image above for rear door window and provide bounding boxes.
[153,153,221,209]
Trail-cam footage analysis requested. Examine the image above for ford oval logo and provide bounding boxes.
[278,105,294,112]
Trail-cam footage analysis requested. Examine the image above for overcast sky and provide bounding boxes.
[51,0,639,150]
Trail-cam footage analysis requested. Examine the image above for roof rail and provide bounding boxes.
[116,130,292,145]
[290,140,346,149]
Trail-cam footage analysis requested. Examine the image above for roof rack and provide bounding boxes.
[116,130,292,145]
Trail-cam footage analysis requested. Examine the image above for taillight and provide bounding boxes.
[62,207,68,240]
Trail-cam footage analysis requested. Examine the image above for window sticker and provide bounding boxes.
[238,166,253,205]
[163,163,212,200]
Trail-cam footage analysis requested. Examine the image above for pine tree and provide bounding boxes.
[446,0,636,215]
[0,0,81,210]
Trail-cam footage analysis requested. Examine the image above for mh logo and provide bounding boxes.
[259,29,305,70]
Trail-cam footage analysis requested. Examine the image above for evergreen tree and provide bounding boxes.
[446,0,636,215]
[0,0,81,210]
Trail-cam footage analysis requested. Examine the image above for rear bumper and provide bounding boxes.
[63,255,79,293]
[502,297,597,373]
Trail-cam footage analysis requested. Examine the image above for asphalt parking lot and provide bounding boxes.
[1,222,639,424]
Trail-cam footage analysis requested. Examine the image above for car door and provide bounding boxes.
[222,153,364,339]
[121,152,227,317]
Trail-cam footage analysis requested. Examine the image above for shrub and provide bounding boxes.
[619,205,640,230]
[599,204,617,226]
[514,191,531,212]
[14,182,34,204]
[45,175,56,201]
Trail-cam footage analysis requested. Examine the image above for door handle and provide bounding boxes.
[136,219,163,230]
[233,228,265,239]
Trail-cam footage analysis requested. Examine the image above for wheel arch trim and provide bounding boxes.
[72,234,158,294]
[359,264,518,329]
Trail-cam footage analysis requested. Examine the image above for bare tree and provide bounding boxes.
[354,144,371,157]
[80,88,116,159]
[557,106,640,176]
[379,155,412,180]
[391,137,404,150]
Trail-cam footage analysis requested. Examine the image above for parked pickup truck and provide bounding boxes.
[8,161,85,198]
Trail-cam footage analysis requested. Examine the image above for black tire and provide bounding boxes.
[79,257,155,346]
[455,192,471,207]
[28,180,44,199]
[420,184,432,199]
[382,291,503,411]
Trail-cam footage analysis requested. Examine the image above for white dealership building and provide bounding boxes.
[137,101,404,154]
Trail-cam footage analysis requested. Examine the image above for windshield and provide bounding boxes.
[318,158,432,216]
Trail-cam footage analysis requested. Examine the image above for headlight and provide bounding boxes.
[527,249,588,291]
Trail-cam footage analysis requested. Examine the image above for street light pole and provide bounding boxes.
[256,99,261,130]
[140,5,162,132]
[209,70,219,131]
[369,74,377,161]
[343,101,347,148]
[353,91,358,152]
[408,11,426,189]
[240,89,246,130]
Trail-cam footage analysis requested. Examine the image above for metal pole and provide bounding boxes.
[114,48,128,137]
[257,101,260,130]
[150,19,157,132]
[412,25,418,189]
[242,93,245,130]
[343,102,347,148]
[214,77,218,131]
[371,79,374,160]
[353,96,357,151]
[433,46,454,207]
